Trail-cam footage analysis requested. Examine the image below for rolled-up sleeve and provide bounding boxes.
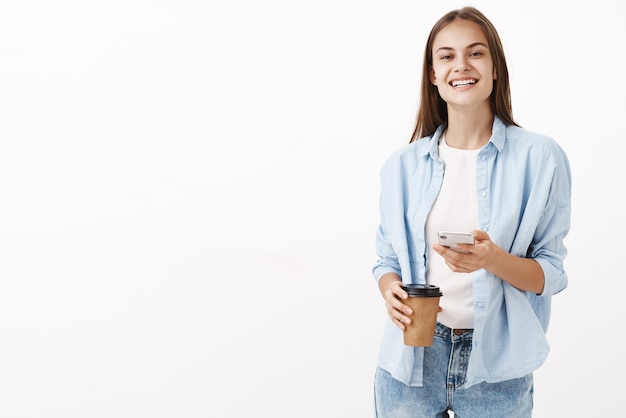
[372,156,407,283]
[531,143,572,297]
[373,224,401,282]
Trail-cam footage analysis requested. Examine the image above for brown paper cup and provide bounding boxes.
[401,284,443,347]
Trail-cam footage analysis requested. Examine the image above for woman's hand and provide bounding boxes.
[380,278,412,330]
[433,229,499,273]
[433,229,545,293]
[379,273,442,330]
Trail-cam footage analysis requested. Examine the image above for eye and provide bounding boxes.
[439,54,452,60]
[469,51,483,57]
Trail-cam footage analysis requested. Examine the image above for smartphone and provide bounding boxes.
[437,231,475,247]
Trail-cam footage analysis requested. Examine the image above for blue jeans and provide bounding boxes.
[374,323,533,417]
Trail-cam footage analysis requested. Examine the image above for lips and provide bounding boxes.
[450,79,477,87]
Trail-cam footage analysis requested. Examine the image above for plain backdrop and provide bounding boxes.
[0,1,624,417]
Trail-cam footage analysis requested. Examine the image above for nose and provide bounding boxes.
[455,58,471,72]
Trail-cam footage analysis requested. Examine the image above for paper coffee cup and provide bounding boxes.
[400,283,443,347]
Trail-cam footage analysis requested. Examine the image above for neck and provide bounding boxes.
[444,108,494,150]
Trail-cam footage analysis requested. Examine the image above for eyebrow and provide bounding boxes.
[435,42,488,54]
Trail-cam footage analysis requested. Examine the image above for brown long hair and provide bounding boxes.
[409,7,518,143]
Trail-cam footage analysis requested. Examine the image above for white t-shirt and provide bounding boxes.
[425,135,479,329]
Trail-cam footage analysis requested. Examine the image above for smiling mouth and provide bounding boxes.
[450,79,477,87]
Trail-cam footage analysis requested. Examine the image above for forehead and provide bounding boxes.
[432,19,488,50]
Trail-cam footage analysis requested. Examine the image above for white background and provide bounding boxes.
[0,0,624,417]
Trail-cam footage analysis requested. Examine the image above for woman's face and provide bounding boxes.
[429,19,496,111]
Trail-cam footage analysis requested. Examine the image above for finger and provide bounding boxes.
[393,308,406,324]
[394,315,406,330]
[444,257,471,273]
[389,281,408,299]
[385,301,407,327]
[471,229,489,241]
[453,243,475,254]
[447,258,478,273]
[440,248,464,265]
[388,295,413,317]
[384,285,405,306]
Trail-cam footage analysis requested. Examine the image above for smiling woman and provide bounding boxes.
[429,21,496,123]
[412,7,518,144]
[1,1,622,417]
[372,6,571,417]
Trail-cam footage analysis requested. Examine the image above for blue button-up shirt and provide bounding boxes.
[372,116,571,387]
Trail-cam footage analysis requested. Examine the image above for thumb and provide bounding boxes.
[471,229,489,241]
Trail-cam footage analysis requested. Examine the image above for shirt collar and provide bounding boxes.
[489,115,506,152]
[420,115,507,159]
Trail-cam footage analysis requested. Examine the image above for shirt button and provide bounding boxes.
[481,191,487,197]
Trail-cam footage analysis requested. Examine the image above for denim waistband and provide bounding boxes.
[434,322,474,342]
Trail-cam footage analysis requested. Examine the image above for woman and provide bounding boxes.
[372,7,571,417]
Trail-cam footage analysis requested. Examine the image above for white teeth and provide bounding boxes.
[451,79,476,87]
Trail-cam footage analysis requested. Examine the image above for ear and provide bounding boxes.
[493,67,497,80]
[430,67,438,85]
